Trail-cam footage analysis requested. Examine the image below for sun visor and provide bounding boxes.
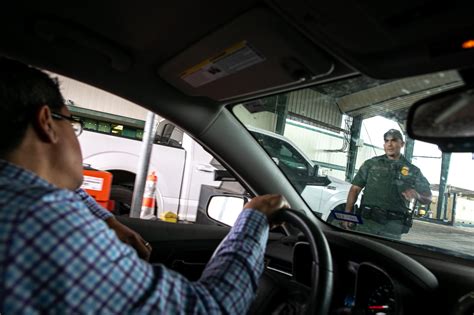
[158,8,334,101]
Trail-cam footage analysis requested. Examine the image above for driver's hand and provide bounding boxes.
[105,217,152,261]
[244,194,290,220]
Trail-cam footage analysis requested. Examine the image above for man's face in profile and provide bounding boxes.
[52,105,84,189]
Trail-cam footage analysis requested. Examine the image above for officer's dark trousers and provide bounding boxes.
[357,208,405,240]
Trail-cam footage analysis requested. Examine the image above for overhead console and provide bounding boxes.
[158,8,335,101]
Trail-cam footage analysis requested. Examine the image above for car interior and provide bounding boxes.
[1,1,474,314]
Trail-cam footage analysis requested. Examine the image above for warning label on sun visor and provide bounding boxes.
[180,41,265,87]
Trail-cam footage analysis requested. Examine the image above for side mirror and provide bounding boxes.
[308,175,331,186]
[207,195,246,226]
[407,81,473,152]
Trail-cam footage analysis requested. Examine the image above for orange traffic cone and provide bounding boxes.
[140,172,158,219]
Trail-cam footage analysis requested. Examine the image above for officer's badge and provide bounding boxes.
[401,166,409,176]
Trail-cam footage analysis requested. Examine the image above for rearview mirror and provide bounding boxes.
[407,85,474,152]
[207,195,246,226]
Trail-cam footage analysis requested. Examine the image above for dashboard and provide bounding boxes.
[256,234,433,315]
[292,242,401,315]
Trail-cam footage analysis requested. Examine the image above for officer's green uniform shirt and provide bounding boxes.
[352,155,431,212]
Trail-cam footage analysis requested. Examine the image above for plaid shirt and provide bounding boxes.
[75,188,114,221]
[0,160,269,314]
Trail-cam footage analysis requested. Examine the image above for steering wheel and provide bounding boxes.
[250,209,334,315]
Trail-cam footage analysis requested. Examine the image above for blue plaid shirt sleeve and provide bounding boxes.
[4,188,268,314]
[74,188,114,220]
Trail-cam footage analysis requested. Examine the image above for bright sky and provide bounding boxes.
[361,116,474,191]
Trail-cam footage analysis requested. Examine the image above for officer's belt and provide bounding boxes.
[360,205,407,220]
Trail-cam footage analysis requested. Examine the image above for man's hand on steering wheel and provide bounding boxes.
[244,194,290,222]
[247,195,334,315]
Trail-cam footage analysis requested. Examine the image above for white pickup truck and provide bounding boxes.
[79,120,221,222]
[198,127,353,224]
[248,127,351,220]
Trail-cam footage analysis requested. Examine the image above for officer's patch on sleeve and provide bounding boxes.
[330,210,363,224]
[401,166,410,176]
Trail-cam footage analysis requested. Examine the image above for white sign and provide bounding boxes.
[81,175,104,191]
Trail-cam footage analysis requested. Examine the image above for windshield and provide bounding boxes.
[232,70,474,259]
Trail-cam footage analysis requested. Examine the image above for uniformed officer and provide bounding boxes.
[343,129,432,239]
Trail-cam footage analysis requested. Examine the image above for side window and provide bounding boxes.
[58,75,248,226]
[155,123,183,148]
[256,132,309,176]
[279,145,292,159]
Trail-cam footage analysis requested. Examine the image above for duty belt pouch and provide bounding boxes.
[401,212,413,234]
[365,206,387,224]
[360,206,371,219]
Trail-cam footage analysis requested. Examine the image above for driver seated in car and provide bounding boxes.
[344,129,432,239]
[0,57,288,314]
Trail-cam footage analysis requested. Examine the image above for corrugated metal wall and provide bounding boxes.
[287,89,343,131]
[54,73,150,121]
[338,71,463,118]
[233,104,277,131]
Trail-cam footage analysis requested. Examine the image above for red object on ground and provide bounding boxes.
[82,169,114,211]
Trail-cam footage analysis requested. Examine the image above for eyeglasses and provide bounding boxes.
[51,112,83,136]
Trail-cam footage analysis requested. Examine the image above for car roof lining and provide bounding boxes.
[2,1,474,105]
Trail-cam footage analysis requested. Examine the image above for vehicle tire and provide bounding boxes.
[110,185,133,216]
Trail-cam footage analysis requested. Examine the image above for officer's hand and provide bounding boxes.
[244,194,290,221]
[340,221,355,230]
[402,189,419,201]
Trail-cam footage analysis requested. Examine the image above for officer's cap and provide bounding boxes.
[383,129,404,142]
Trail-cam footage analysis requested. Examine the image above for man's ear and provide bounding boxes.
[34,105,59,143]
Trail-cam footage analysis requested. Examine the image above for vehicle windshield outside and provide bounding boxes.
[232,70,474,260]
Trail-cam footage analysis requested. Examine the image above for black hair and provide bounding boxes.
[0,57,65,157]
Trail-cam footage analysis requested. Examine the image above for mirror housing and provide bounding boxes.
[207,195,246,226]
[407,84,474,152]
[214,169,236,181]
[307,175,331,186]
[310,164,319,177]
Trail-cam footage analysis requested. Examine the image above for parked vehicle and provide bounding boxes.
[197,125,354,226]
[77,117,221,221]
[249,127,351,220]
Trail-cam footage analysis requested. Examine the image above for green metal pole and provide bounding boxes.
[275,94,288,135]
[404,136,415,162]
[436,152,451,220]
[451,193,457,226]
[345,116,362,182]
